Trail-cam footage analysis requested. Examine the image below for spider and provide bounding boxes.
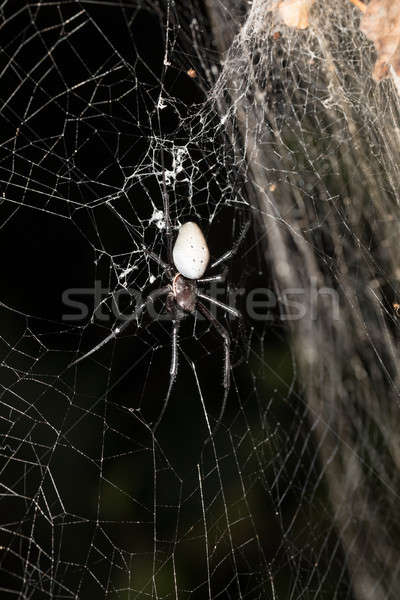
[70,158,249,431]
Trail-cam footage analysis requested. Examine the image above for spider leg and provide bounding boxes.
[69,285,171,368]
[210,219,250,269]
[197,268,227,284]
[146,285,172,310]
[197,293,241,319]
[170,318,180,381]
[197,301,231,431]
[143,247,174,279]
[152,318,181,432]
[160,148,174,264]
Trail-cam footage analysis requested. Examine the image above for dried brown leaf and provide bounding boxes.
[269,0,315,30]
[360,0,400,80]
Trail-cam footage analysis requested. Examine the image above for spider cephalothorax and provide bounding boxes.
[71,215,249,431]
[169,273,197,315]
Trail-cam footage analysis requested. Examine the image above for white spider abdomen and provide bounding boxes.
[172,221,210,279]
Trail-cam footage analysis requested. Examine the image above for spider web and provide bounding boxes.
[0,1,399,599]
